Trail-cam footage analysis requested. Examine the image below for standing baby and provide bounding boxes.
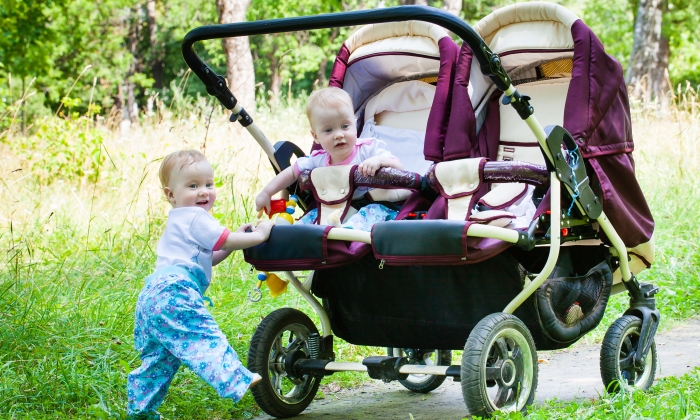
[127,150,273,419]
[256,86,403,230]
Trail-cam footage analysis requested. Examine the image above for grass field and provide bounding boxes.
[0,89,699,419]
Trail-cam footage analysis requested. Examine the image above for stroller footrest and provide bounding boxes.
[363,356,409,381]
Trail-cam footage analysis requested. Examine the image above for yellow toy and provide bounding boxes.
[248,272,289,302]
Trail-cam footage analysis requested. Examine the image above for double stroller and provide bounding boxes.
[182,3,659,417]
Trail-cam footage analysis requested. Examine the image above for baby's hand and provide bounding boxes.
[254,220,275,241]
[255,192,271,218]
[236,223,254,233]
[358,156,382,177]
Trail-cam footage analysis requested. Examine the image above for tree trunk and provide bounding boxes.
[125,7,140,124]
[626,0,670,107]
[217,0,256,109]
[269,53,282,106]
[316,28,339,88]
[443,0,461,16]
[146,0,163,90]
[400,0,429,5]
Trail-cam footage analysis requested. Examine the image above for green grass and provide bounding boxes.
[489,368,700,419]
[1,96,699,418]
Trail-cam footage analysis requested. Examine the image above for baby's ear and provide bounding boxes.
[163,187,175,205]
[310,130,319,143]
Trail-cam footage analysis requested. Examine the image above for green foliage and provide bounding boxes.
[665,0,700,87]
[9,113,106,184]
[582,0,636,67]
[246,0,366,101]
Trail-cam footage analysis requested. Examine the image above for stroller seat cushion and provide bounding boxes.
[479,183,528,209]
[469,210,516,228]
[346,21,448,62]
[366,188,412,203]
[360,80,436,174]
[475,2,579,48]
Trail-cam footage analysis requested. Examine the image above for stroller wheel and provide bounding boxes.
[386,348,452,393]
[247,308,321,418]
[600,315,657,392]
[461,313,537,418]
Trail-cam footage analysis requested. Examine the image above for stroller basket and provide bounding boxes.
[535,257,613,344]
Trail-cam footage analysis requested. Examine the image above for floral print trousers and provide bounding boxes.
[127,266,253,418]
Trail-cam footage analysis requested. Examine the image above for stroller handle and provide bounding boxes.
[182,5,512,110]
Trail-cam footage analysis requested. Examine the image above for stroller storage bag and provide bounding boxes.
[535,258,613,344]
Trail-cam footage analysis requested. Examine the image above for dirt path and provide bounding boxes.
[253,318,700,419]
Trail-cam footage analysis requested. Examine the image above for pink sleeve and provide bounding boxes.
[212,228,230,251]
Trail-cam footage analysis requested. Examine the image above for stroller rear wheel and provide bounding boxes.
[386,348,452,393]
[247,308,322,418]
[461,313,538,418]
[600,315,657,392]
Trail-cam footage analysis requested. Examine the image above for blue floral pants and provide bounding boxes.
[127,266,253,418]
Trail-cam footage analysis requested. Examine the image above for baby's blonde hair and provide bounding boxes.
[159,149,208,188]
[305,87,354,125]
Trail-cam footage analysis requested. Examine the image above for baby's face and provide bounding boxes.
[310,103,358,164]
[164,160,217,211]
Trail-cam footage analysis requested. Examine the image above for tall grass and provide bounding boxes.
[0,85,699,419]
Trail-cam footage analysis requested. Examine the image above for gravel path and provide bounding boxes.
[253,318,700,419]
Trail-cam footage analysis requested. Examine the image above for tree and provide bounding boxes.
[216,0,256,108]
[442,0,462,16]
[627,0,669,105]
[146,0,164,90]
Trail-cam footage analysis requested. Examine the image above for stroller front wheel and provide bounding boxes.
[247,308,322,418]
[460,313,538,418]
[600,315,657,392]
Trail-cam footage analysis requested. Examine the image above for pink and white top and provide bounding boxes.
[292,138,397,175]
[293,138,398,200]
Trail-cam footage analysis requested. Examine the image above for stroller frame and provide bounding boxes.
[183,6,660,417]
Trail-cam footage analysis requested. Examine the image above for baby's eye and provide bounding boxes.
[189,184,197,188]
[206,183,213,188]
[324,128,332,133]
[342,124,350,129]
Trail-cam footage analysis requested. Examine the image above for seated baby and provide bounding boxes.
[255,87,403,231]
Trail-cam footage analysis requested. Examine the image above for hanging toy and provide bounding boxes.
[247,272,265,302]
[248,271,288,302]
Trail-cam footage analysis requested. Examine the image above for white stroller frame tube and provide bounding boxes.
[284,271,333,337]
[503,172,561,314]
[231,103,282,173]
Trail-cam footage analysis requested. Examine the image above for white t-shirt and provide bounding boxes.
[155,207,230,283]
[293,138,398,200]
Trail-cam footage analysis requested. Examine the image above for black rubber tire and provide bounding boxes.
[247,308,321,418]
[461,313,538,418]
[600,315,657,392]
[386,348,452,393]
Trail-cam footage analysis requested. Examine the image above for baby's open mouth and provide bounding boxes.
[197,200,209,205]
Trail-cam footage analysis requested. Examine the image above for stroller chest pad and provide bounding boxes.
[309,165,356,225]
[430,158,484,221]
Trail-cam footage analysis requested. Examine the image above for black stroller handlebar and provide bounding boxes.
[181,6,513,110]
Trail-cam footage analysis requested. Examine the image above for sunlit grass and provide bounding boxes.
[0,87,699,418]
